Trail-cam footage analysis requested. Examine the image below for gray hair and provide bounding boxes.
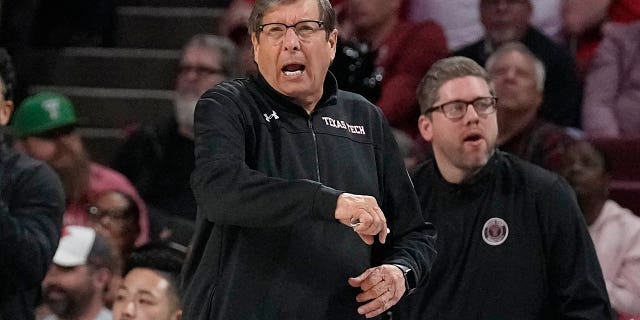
[417,56,494,114]
[247,0,336,40]
[485,41,546,92]
[182,34,239,78]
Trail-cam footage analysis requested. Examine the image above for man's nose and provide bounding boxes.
[123,300,136,316]
[463,103,481,123]
[282,28,301,51]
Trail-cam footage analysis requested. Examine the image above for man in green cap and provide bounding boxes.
[11,92,150,246]
[0,48,65,320]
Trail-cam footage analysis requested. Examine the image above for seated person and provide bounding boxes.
[41,226,115,320]
[560,139,640,316]
[330,0,448,137]
[582,21,640,138]
[456,0,582,128]
[486,42,575,172]
[113,242,185,320]
[11,92,149,245]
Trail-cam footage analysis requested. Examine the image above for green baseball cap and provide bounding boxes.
[12,92,77,138]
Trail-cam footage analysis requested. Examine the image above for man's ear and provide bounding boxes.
[172,309,183,320]
[251,33,260,65]
[0,100,14,126]
[418,114,433,142]
[327,29,338,61]
[94,268,113,290]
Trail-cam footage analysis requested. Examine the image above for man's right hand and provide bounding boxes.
[335,193,389,245]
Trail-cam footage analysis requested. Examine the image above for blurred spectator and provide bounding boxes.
[41,226,115,320]
[408,0,564,50]
[220,0,258,76]
[11,92,149,245]
[111,35,236,228]
[88,190,141,261]
[456,0,583,129]
[582,22,640,138]
[0,48,65,320]
[562,0,640,75]
[113,242,185,320]
[486,42,574,171]
[560,140,640,316]
[330,0,448,137]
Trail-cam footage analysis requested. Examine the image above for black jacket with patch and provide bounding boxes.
[396,151,612,319]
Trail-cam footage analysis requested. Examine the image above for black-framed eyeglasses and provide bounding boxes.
[87,205,134,224]
[424,96,498,119]
[178,64,225,77]
[258,20,325,41]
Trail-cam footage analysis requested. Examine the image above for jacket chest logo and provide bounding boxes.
[263,110,279,122]
[482,217,509,246]
[321,116,366,135]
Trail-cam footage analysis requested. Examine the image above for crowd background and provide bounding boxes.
[0,0,639,318]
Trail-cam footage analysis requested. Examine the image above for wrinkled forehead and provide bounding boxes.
[261,0,322,23]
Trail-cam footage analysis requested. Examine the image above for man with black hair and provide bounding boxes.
[113,242,184,320]
[0,47,65,320]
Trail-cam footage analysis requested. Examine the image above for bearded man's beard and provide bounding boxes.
[53,145,91,203]
[174,94,200,139]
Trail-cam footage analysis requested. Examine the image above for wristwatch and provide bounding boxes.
[392,264,417,296]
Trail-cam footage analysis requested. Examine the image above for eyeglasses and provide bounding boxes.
[424,97,498,119]
[258,20,325,42]
[87,205,134,224]
[178,64,225,77]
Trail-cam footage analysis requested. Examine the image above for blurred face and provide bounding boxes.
[560,141,609,200]
[20,132,85,170]
[252,0,338,110]
[88,191,139,257]
[418,76,498,182]
[480,0,532,47]
[42,264,96,318]
[347,0,400,32]
[19,132,90,201]
[488,50,542,112]
[175,46,227,132]
[113,268,182,320]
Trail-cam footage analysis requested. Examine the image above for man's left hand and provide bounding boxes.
[348,265,405,318]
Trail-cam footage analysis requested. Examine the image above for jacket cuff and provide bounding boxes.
[313,185,343,221]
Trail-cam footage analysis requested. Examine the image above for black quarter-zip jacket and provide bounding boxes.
[181,72,436,320]
[396,151,612,319]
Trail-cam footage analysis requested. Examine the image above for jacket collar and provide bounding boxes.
[432,150,500,195]
[252,71,339,116]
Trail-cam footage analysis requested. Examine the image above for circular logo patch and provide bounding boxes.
[482,217,509,246]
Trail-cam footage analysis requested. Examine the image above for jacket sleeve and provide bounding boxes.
[374,116,437,291]
[582,24,623,137]
[191,90,343,228]
[0,160,64,293]
[541,177,614,319]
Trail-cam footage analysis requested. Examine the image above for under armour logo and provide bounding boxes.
[263,110,279,122]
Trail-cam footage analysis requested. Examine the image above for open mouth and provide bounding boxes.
[464,133,483,143]
[282,64,305,76]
